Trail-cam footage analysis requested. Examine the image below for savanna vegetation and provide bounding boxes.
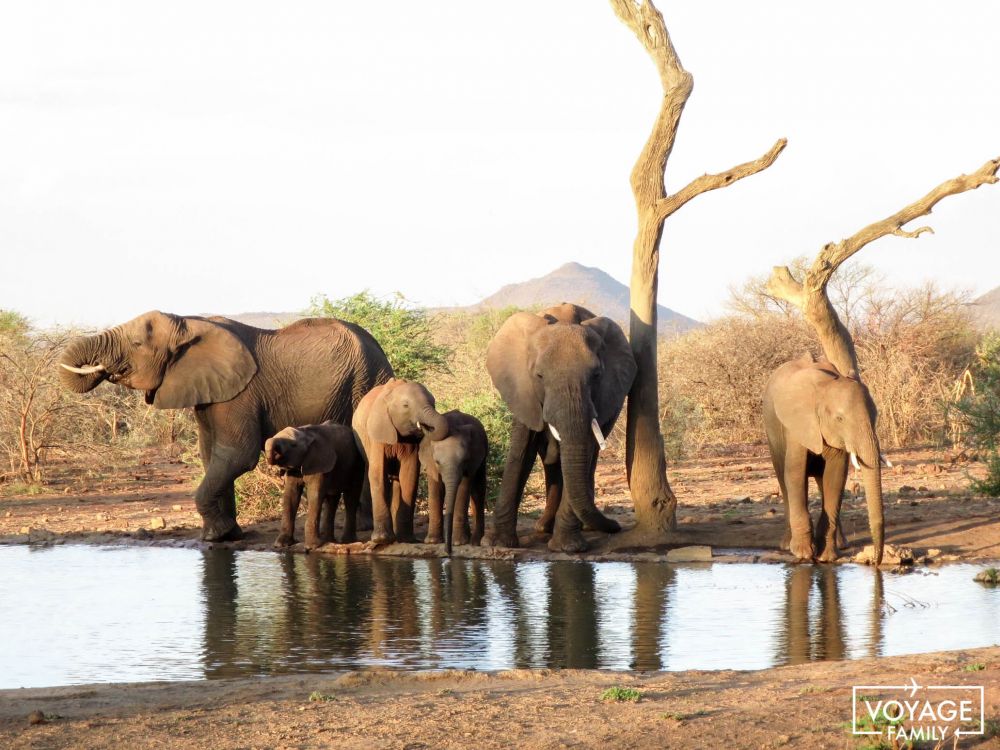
[0,267,995,511]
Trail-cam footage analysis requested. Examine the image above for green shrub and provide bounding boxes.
[601,686,642,702]
[954,333,1000,495]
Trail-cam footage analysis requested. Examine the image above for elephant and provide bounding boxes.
[485,303,637,553]
[352,378,449,544]
[265,420,364,549]
[763,352,885,564]
[419,410,488,554]
[59,311,392,541]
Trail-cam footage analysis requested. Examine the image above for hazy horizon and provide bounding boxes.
[3,2,998,329]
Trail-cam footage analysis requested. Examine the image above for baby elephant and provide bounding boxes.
[420,411,488,554]
[264,420,363,550]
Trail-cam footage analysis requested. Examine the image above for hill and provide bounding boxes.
[968,286,1000,331]
[469,262,700,335]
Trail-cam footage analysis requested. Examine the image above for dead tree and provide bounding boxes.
[767,158,999,369]
[610,0,785,536]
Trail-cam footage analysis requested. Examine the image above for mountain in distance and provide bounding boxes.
[967,285,1000,331]
[224,262,701,335]
[468,262,701,335]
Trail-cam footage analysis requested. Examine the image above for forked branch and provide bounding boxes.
[768,157,1000,375]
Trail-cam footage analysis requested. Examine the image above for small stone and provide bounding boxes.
[974,569,999,585]
[27,710,47,725]
[19,526,31,534]
[854,543,914,566]
[149,517,166,530]
[4,510,11,518]
[738,496,753,504]
[171,504,183,512]
[898,485,917,496]
[926,548,941,558]
[666,545,713,562]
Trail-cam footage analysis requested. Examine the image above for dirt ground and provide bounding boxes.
[2,444,998,563]
[2,445,1000,749]
[1,647,998,749]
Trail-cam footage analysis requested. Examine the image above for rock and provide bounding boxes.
[27,710,47,726]
[19,526,31,534]
[738,496,753,504]
[974,568,1000,585]
[898,485,917,496]
[4,510,11,518]
[149,517,166,530]
[666,545,713,562]
[171,504,183,512]
[134,528,153,540]
[853,543,914,566]
[926,548,942,558]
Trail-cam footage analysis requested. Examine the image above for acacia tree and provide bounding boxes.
[609,0,785,536]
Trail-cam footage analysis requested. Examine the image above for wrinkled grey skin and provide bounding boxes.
[352,378,449,544]
[419,410,488,554]
[265,421,364,550]
[59,311,392,542]
[763,353,885,565]
[485,303,637,554]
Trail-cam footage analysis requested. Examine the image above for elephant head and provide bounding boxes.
[367,378,449,444]
[486,307,636,529]
[59,311,257,409]
[771,358,885,564]
[265,426,335,476]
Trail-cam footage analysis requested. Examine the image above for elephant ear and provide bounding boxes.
[299,430,337,476]
[485,312,548,431]
[153,317,257,409]
[772,367,833,455]
[582,317,637,427]
[367,385,400,445]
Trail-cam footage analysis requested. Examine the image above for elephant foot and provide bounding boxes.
[424,531,444,545]
[583,513,621,534]
[471,530,484,547]
[395,531,417,544]
[303,535,327,551]
[816,546,839,563]
[533,517,555,535]
[780,531,792,551]
[369,526,396,545]
[453,529,471,547]
[339,531,358,544]
[273,532,296,548]
[789,535,815,562]
[202,519,244,543]
[488,529,521,549]
[548,527,589,553]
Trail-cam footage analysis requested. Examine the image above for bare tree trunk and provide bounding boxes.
[767,158,999,370]
[610,0,785,536]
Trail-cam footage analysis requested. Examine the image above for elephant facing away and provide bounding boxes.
[59,311,393,541]
[265,421,364,549]
[352,378,449,544]
[486,303,637,553]
[763,352,885,564]
[419,410,488,554]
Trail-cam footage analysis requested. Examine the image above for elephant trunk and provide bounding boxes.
[559,435,602,528]
[855,432,884,566]
[419,405,449,442]
[58,330,123,393]
[442,463,461,556]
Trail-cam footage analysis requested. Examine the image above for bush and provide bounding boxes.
[306,291,451,381]
[954,333,1000,495]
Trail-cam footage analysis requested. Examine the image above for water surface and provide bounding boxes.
[0,545,997,688]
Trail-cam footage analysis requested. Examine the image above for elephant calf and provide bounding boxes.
[265,421,363,550]
[352,378,450,544]
[420,411,489,554]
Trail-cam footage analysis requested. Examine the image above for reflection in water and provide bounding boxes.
[2,545,1000,688]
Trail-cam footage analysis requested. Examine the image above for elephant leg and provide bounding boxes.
[425,473,445,544]
[491,422,541,548]
[453,476,473,546]
[368,454,395,545]
[782,445,814,561]
[470,464,487,546]
[535,458,562,535]
[548,485,588,553]
[357,474,374,532]
[196,442,256,542]
[394,456,419,543]
[322,492,340,546]
[577,445,619,534]
[766,433,792,551]
[303,474,330,550]
[275,475,304,547]
[340,472,362,544]
[815,452,848,562]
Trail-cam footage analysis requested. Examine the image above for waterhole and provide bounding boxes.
[0,545,997,688]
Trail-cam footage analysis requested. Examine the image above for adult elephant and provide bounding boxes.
[59,311,393,541]
[486,303,636,553]
[763,353,885,565]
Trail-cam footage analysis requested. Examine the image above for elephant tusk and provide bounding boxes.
[60,363,106,375]
[416,421,424,431]
[548,424,561,442]
[880,453,893,468]
[591,419,607,451]
[850,452,860,471]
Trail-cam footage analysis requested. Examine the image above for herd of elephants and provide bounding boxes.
[57,301,886,563]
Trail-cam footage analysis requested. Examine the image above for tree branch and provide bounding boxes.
[657,138,787,220]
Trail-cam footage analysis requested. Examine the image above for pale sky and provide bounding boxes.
[2,1,998,329]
